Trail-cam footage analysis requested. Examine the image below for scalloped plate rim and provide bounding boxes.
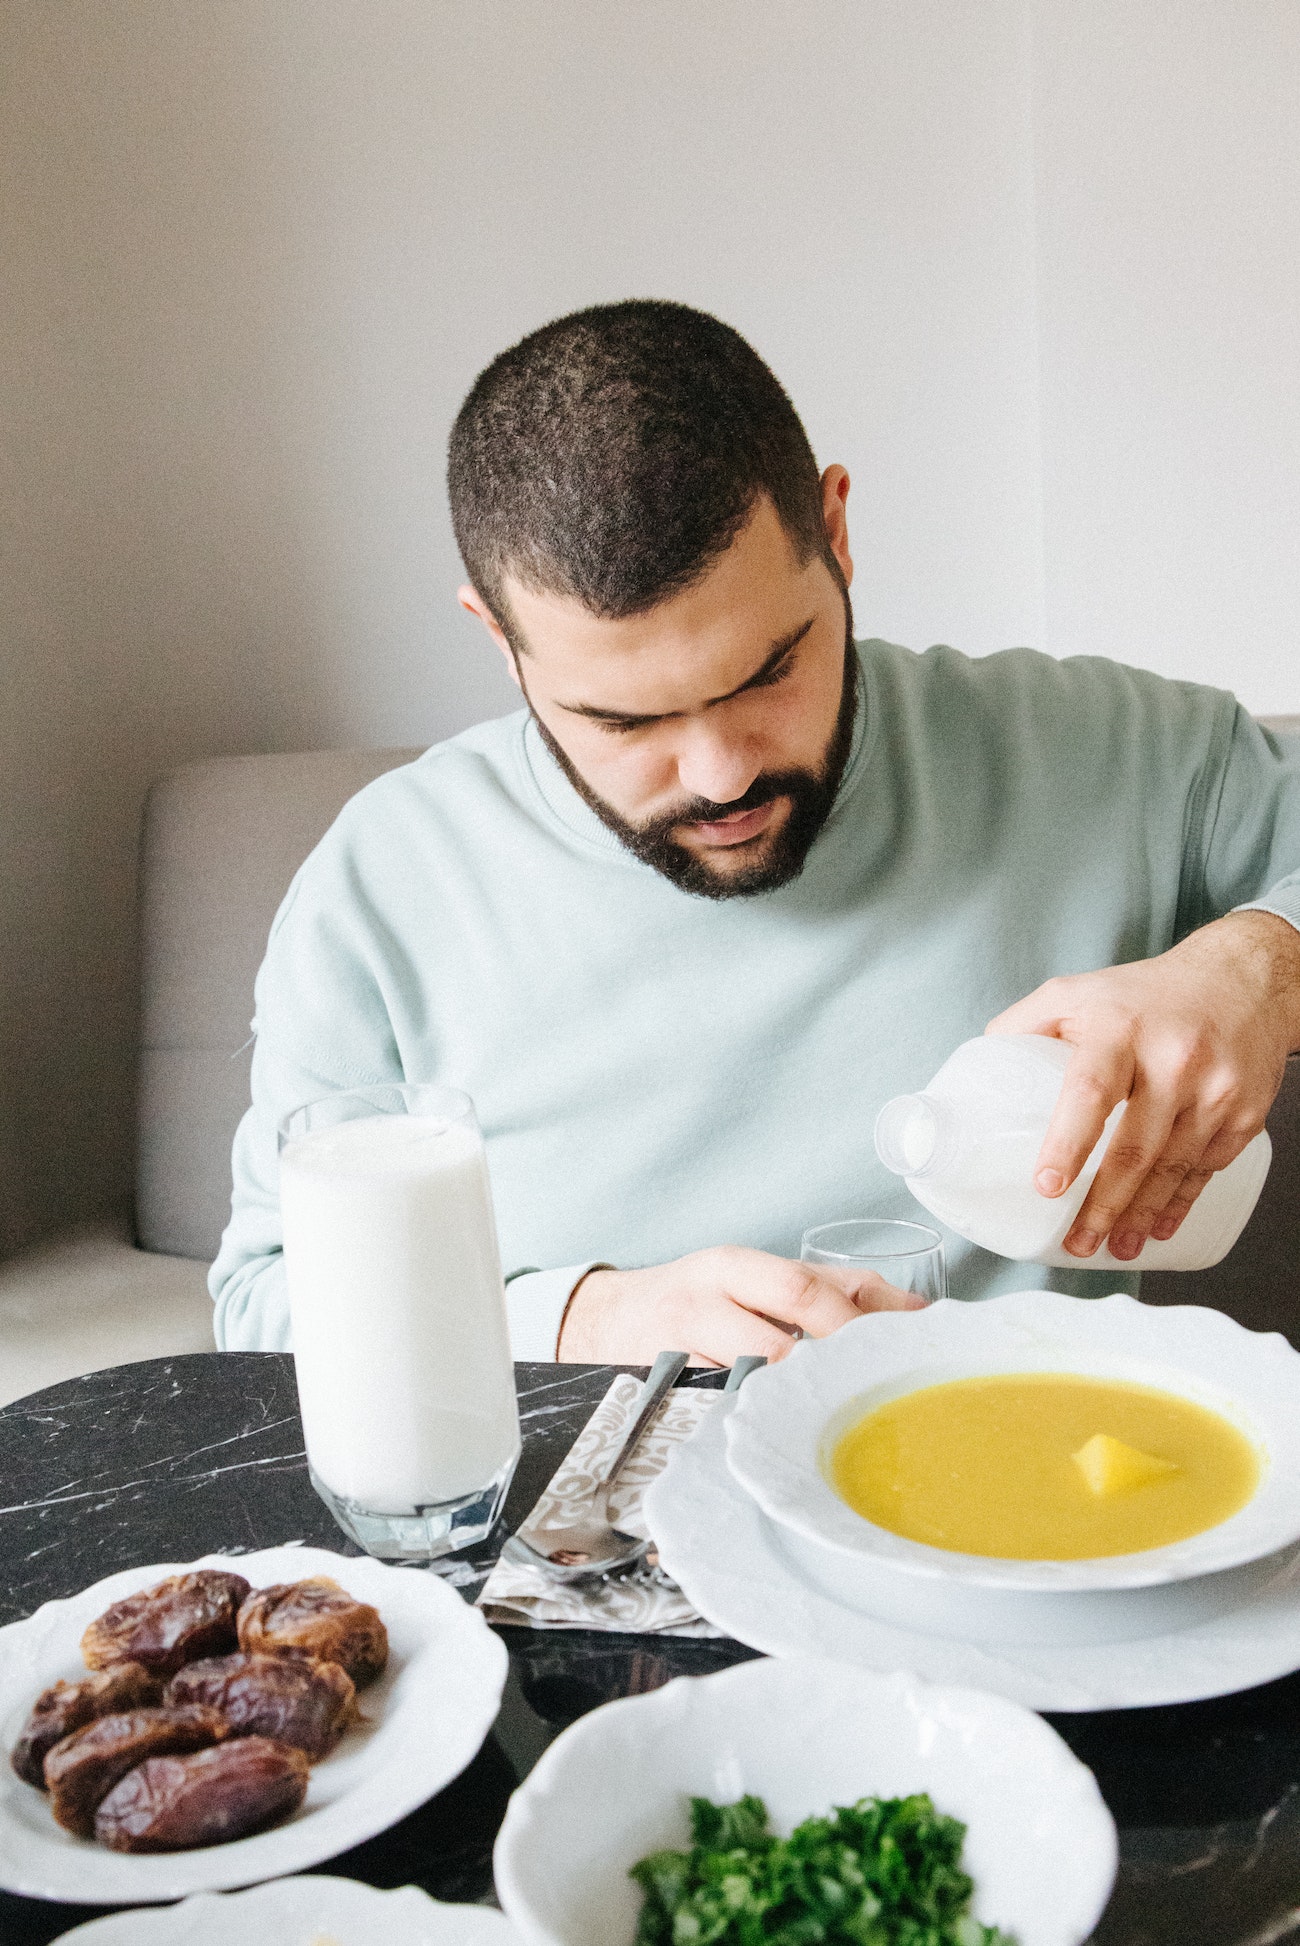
[52,1875,521,1942]
[648,1392,1300,1710]
[723,1291,1300,1590]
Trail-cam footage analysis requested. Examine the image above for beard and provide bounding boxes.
[528,603,859,900]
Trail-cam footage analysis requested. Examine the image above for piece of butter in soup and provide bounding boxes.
[1073,1432,1179,1497]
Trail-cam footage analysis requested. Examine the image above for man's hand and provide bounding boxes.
[987,910,1300,1261]
[556,1244,924,1365]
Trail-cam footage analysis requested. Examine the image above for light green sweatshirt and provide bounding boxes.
[210,642,1300,1358]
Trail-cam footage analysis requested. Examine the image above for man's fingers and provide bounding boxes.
[815,1264,926,1313]
[685,1246,859,1340]
[1035,1046,1134,1200]
[641,1246,927,1370]
[681,1262,922,1364]
[1146,1167,1215,1243]
[1102,1098,1225,1254]
[1063,1087,1179,1255]
[1068,1085,1258,1257]
[985,922,1294,1264]
[748,1259,865,1339]
[1089,1148,1205,1259]
[1112,1110,1262,1250]
[672,1285,799,1367]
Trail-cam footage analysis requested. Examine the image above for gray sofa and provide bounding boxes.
[2,733,1297,1407]
[0,750,417,1408]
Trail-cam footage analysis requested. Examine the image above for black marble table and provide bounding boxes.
[0,1354,1298,1946]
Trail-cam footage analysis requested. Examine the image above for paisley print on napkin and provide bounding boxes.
[478,1376,723,1636]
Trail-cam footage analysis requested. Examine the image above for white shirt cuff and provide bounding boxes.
[503,1262,603,1360]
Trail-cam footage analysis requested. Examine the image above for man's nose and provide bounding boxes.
[674,720,762,807]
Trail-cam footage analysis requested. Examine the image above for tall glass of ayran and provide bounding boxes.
[278,1083,520,1563]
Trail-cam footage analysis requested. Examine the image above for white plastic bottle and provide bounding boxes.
[873,1033,1271,1271]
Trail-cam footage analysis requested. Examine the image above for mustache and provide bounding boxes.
[634,772,808,839]
[524,613,858,899]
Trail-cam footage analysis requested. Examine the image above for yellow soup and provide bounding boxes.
[830,1373,1260,1559]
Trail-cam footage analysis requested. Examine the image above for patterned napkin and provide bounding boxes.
[477,1374,724,1636]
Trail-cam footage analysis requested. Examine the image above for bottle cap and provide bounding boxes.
[874,1093,942,1177]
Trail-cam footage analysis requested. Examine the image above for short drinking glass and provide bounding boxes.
[278,1083,521,1563]
[800,1218,947,1303]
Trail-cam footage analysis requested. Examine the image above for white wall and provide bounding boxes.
[1,0,1296,1259]
[1033,1,1300,705]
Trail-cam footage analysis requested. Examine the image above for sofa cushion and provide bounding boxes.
[0,1220,213,1409]
[136,749,420,1260]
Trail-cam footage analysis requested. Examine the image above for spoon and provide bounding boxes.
[502,1349,688,1580]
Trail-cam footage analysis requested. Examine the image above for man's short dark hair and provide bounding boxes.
[447,300,829,639]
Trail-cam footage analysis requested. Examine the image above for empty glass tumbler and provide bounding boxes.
[800,1218,947,1304]
[278,1083,520,1563]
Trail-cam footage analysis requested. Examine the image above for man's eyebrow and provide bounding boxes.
[556,616,816,726]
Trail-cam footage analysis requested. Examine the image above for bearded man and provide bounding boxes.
[211,301,1300,1363]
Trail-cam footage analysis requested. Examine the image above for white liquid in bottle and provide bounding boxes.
[280,1112,520,1514]
[875,1034,1272,1271]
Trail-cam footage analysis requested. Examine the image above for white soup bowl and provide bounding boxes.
[723,1291,1300,1593]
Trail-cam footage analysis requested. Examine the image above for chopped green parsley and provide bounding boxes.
[630,1792,1016,1945]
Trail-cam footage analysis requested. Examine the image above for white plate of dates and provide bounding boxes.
[0,1544,508,1903]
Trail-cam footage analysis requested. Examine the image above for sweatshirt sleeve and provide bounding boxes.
[504,1264,604,1360]
[1195,711,1300,935]
[208,1035,372,1353]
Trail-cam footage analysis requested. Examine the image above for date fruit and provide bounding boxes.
[94,1736,309,1851]
[10,1662,163,1789]
[45,1705,229,1837]
[166,1651,355,1760]
[81,1571,251,1678]
[237,1578,387,1687]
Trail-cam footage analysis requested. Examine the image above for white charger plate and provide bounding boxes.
[0,1545,508,1903]
[493,1657,1117,1946]
[724,1293,1300,1591]
[54,1875,520,1942]
[646,1395,1300,1711]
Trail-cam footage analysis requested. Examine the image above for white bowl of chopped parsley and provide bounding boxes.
[493,1657,1116,1946]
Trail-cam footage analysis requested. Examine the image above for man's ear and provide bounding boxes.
[819,466,854,588]
[458,584,521,688]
